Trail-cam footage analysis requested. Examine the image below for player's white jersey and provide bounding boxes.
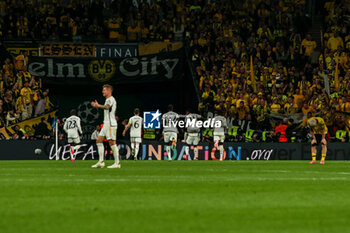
[64,115,82,139]
[129,115,143,137]
[213,115,227,135]
[104,96,117,126]
[162,111,179,133]
[185,113,201,133]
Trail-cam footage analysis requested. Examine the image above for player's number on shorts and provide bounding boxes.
[67,120,77,129]
[134,122,139,128]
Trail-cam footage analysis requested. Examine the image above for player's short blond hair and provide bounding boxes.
[308,118,317,127]
[103,84,113,91]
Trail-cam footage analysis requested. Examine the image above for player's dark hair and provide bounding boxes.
[71,109,77,116]
[134,108,140,115]
[103,84,113,91]
[168,104,174,111]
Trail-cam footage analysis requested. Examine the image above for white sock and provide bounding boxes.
[219,146,223,160]
[97,143,104,162]
[70,146,74,159]
[111,144,119,165]
[135,144,140,158]
[166,146,171,160]
[74,145,81,151]
[194,147,198,159]
[131,143,135,156]
[185,146,189,156]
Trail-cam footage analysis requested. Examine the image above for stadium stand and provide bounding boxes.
[0,0,185,42]
[188,0,350,142]
[0,48,54,138]
[0,0,349,142]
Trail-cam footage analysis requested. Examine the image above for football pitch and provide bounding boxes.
[1,161,350,233]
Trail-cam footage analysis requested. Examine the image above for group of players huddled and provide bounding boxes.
[62,85,328,168]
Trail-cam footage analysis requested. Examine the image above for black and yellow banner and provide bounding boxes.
[138,41,183,56]
[29,48,184,84]
[8,42,182,58]
[7,47,39,57]
[0,110,57,139]
[0,127,10,139]
[39,43,95,57]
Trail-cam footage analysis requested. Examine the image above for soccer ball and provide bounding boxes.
[77,101,100,124]
[34,149,42,155]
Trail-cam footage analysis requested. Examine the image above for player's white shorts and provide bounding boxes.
[186,133,200,145]
[99,125,117,140]
[68,137,80,144]
[164,132,177,143]
[213,133,225,143]
[130,137,142,143]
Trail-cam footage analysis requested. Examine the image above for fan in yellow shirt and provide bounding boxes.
[236,101,249,120]
[270,98,281,113]
[20,82,33,120]
[3,58,14,76]
[293,89,305,109]
[301,103,314,115]
[340,96,350,112]
[20,82,33,105]
[301,34,317,56]
[327,33,344,51]
[14,51,28,71]
[127,22,141,42]
[107,16,122,40]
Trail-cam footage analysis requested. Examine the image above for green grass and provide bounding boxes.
[1,161,350,233]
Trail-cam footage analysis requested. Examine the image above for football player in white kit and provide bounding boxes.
[122,108,143,160]
[162,104,179,161]
[213,110,227,161]
[90,84,120,168]
[184,110,201,160]
[63,109,82,162]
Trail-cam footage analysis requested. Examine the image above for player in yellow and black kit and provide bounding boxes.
[307,117,328,164]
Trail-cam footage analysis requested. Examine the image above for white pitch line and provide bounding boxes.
[259,170,350,176]
[260,170,290,173]
[1,176,350,183]
[255,177,350,181]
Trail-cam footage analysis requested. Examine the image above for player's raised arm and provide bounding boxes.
[91,100,111,110]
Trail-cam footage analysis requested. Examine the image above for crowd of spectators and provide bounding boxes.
[189,0,350,142]
[1,0,350,143]
[0,49,54,139]
[0,0,187,42]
